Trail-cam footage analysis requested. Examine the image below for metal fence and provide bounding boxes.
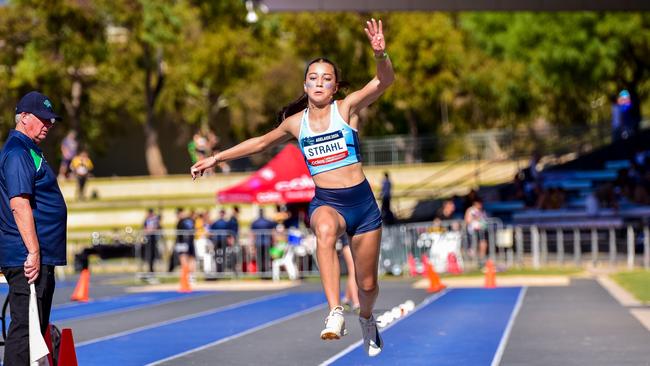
[84,228,322,280]
[80,218,649,280]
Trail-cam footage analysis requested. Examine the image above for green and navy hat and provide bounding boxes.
[15,91,62,122]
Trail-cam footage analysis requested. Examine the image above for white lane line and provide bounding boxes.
[146,302,328,365]
[76,291,289,347]
[491,287,528,366]
[319,289,451,366]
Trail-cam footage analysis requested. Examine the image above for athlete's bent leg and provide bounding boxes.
[311,206,348,339]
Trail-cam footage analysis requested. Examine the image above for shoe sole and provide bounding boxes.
[320,328,348,340]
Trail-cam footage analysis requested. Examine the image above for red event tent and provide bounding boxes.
[217,144,315,204]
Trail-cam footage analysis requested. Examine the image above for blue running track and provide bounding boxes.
[75,292,327,366]
[328,287,524,366]
[2,291,211,324]
[51,291,212,322]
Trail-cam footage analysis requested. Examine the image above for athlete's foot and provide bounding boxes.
[320,306,348,340]
[359,314,383,357]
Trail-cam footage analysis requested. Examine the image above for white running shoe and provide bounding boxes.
[359,314,383,357]
[320,306,348,340]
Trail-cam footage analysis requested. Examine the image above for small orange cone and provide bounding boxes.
[421,255,446,293]
[179,263,192,293]
[70,269,90,302]
[484,259,497,288]
[57,328,78,366]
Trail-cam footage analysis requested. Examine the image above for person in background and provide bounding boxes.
[251,208,277,274]
[174,208,196,277]
[70,149,94,201]
[435,200,456,222]
[58,129,77,179]
[143,208,161,275]
[228,205,240,239]
[210,208,232,273]
[380,171,395,224]
[0,91,66,366]
[465,198,488,265]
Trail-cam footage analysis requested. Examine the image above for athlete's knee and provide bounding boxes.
[314,221,338,241]
[357,278,378,294]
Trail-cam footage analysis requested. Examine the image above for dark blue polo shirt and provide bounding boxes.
[0,130,67,267]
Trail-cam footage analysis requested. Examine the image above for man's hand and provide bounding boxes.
[24,252,40,284]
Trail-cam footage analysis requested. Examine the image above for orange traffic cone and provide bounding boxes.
[422,255,446,293]
[70,269,90,302]
[57,328,78,366]
[179,263,192,293]
[484,259,497,289]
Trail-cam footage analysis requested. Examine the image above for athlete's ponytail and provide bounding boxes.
[277,57,346,124]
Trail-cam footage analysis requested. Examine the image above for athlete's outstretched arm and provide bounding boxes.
[341,18,394,116]
[190,118,295,179]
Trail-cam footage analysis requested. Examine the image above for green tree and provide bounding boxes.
[0,0,107,142]
[462,13,650,128]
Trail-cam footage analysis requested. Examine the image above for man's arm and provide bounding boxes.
[10,195,40,283]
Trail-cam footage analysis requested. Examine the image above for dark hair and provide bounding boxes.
[277,57,347,124]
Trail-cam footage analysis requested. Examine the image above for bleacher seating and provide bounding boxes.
[481,129,650,224]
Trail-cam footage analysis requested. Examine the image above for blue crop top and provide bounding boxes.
[298,101,362,176]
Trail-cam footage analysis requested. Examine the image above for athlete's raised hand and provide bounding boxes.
[364,18,386,57]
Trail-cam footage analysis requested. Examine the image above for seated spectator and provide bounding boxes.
[596,183,619,211]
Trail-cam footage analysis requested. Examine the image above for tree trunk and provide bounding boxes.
[62,77,82,135]
[143,45,168,176]
[143,117,167,176]
[405,109,420,163]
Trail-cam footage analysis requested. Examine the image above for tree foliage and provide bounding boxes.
[0,5,648,175]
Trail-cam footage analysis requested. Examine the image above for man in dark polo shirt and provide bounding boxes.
[0,91,66,366]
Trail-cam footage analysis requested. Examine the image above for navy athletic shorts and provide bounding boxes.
[309,179,382,237]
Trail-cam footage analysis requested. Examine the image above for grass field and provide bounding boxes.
[611,271,650,303]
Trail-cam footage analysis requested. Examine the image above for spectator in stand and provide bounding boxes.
[611,90,640,141]
[251,208,277,274]
[634,147,649,173]
[435,200,456,222]
[463,189,480,214]
[596,183,619,211]
[58,130,78,179]
[538,187,566,210]
[70,149,93,201]
[465,198,488,265]
[432,199,457,232]
[614,168,633,201]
